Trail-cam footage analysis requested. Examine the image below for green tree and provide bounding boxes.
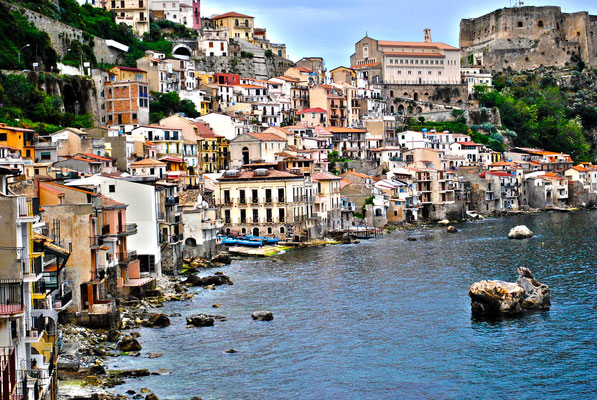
[149,91,199,123]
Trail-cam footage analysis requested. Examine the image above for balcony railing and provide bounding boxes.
[52,288,72,310]
[0,282,23,315]
[118,223,138,236]
[23,257,43,281]
[118,251,138,264]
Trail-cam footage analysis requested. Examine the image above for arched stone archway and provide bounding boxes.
[413,92,419,101]
[173,44,193,59]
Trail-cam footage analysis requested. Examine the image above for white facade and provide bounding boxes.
[66,176,163,275]
[149,0,194,28]
[461,67,493,94]
[201,27,229,57]
[197,113,247,140]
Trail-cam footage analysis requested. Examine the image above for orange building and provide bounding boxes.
[0,123,36,160]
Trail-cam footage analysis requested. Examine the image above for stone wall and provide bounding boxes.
[384,84,470,115]
[460,6,597,72]
[567,181,597,207]
[4,2,122,64]
[161,243,183,275]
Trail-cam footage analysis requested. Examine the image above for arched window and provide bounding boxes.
[252,227,260,236]
[390,90,394,97]
[538,20,544,28]
[235,19,239,27]
[185,238,197,247]
[413,92,419,101]
[280,227,285,234]
[517,21,523,28]
[245,19,249,27]
[242,147,249,165]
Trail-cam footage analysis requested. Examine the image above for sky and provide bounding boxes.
[201,0,597,69]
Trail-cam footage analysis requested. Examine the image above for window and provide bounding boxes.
[517,21,523,28]
[0,133,6,141]
[109,185,116,193]
[40,152,51,160]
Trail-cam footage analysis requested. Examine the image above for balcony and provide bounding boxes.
[0,282,24,316]
[23,257,43,282]
[118,251,138,264]
[89,236,104,248]
[17,197,39,221]
[118,223,138,236]
[52,288,73,311]
[25,315,46,343]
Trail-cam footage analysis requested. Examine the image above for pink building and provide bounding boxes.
[192,0,201,29]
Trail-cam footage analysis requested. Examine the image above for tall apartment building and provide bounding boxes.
[105,66,150,132]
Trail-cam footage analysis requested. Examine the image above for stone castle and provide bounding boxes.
[460,6,597,72]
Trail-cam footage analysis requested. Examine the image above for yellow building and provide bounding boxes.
[195,121,229,173]
[197,72,215,85]
[0,123,36,160]
[109,66,148,82]
[212,12,255,41]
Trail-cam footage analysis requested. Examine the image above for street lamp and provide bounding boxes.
[18,44,30,66]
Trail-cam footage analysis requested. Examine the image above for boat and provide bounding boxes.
[222,237,238,246]
[264,237,279,245]
[236,238,263,247]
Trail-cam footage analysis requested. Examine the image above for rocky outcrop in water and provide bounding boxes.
[507,225,534,239]
[186,314,215,327]
[447,226,458,233]
[143,313,170,328]
[251,311,274,321]
[469,267,550,316]
[185,274,233,287]
[117,335,142,352]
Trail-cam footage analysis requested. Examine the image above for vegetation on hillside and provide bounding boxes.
[479,70,595,162]
[0,73,93,134]
[0,3,57,70]
[149,91,199,123]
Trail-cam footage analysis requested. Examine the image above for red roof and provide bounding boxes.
[159,156,184,163]
[480,171,514,177]
[247,132,286,142]
[378,41,459,51]
[217,169,303,181]
[212,12,253,19]
[194,122,217,138]
[458,141,483,147]
[312,171,342,181]
[295,67,312,73]
[115,66,147,73]
[350,62,381,69]
[297,107,327,115]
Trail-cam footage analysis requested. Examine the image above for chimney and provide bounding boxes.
[424,28,432,43]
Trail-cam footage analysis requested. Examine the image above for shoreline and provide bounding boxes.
[57,207,596,399]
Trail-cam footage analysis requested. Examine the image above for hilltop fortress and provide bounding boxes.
[460,6,597,72]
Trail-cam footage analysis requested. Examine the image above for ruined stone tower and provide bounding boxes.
[459,6,597,72]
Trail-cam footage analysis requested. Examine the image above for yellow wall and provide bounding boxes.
[0,125,36,160]
[215,16,254,41]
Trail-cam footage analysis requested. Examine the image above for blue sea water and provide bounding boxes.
[105,211,597,399]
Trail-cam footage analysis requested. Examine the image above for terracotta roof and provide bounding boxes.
[78,153,114,161]
[194,121,218,138]
[330,127,368,133]
[312,171,342,181]
[340,178,353,189]
[247,132,286,142]
[297,107,327,114]
[159,156,185,163]
[212,12,253,19]
[342,171,371,179]
[570,165,588,172]
[481,171,514,177]
[274,75,300,82]
[458,141,483,146]
[378,41,459,51]
[130,158,166,167]
[490,161,519,167]
[350,62,381,69]
[385,52,444,58]
[295,67,312,73]
[67,156,102,164]
[44,181,97,196]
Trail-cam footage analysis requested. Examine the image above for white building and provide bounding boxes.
[66,175,163,275]
[197,113,248,140]
[200,27,229,56]
[461,67,493,94]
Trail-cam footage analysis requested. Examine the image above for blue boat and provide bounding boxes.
[264,237,279,245]
[222,237,238,246]
[237,239,263,247]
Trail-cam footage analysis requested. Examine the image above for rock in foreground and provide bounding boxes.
[185,274,233,287]
[143,313,170,328]
[187,314,215,327]
[469,268,550,316]
[118,335,142,352]
[507,225,534,239]
[251,311,274,321]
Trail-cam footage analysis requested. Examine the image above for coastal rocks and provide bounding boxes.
[251,311,274,321]
[107,330,122,342]
[151,368,171,376]
[143,313,170,328]
[507,225,534,239]
[211,253,232,265]
[516,267,551,310]
[184,274,233,287]
[186,314,215,327]
[224,349,237,353]
[117,335,142,352]
[145,394,159,400]
[447,226,458,233]
[469,268,550,316]
[406,237,417,241]
[438,219,450,225]
[146,353,163,359]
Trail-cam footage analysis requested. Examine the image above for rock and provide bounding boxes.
[143,313,171,328]
[186,314,215,327]
[447,226,458,233]
[515,267,551,310]
[184,274,233,287]
[211,253,231,265]
[152,368,171,376]
[117,335,142,352]
[190,397,203,400]
[107,330,121,342]
[212,303,222,308]
[469,268,550,316]
[174,283,187,293]
[89,364,106,375]
[204,284,216,290]
[169,313,182,317]
[406,238,417,241]
[438,219,450,225]
[251,311,274,321]
[145,394,159,400]
[133,395,143,399]
[126,390,136,395]
[140,388,150,394]
[120,369,151,377]
[507,225,534,239]
[224,349,237,353]
[341,236,352,244]
[146,353,163,359]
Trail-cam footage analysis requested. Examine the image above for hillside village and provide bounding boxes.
[0,1,597,399]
